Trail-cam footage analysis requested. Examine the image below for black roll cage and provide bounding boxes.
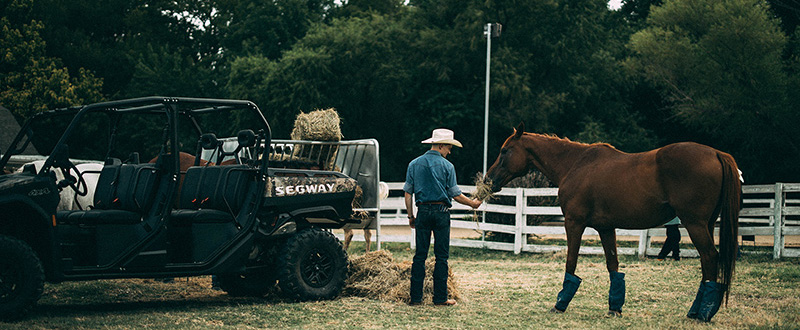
[0,96,272,178]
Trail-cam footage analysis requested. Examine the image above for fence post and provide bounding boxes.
[637,229,650,258]
[773,183,784,260]
[514,188,524,254]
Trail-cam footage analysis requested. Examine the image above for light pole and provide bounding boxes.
[483,23,501,175]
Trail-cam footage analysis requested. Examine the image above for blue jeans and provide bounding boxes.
[410,204,451,303]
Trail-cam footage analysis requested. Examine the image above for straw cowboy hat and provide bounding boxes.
[421,128,462,148]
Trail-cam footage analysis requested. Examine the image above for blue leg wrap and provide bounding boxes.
[608,271,626,312]
[687,283,704,319]
[554,272,582,312]
[688,281,723,322]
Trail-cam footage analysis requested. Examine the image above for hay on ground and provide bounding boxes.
[344,250,460,303]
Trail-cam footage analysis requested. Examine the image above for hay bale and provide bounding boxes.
[344,250,460,303]
[290,108,342,170]
[290,108,343,142]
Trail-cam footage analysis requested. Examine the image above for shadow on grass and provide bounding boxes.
[32,294,286,318]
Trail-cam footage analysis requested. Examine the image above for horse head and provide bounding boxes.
[485,122,533,192]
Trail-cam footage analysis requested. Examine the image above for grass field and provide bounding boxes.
[5,242,800,329]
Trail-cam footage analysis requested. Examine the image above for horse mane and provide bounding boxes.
[526,132,619,151]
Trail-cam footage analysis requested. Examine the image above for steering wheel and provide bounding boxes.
[58,161,88,197]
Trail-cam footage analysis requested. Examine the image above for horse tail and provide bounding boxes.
[716,151,740,303]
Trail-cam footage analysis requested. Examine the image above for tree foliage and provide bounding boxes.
[3,0,800,182]
[0,0,102,119]
[627,0,800,182]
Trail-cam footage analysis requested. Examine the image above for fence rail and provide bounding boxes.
[362,182,800,259]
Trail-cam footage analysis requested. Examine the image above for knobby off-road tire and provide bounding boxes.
[277,228,348,301]
[0,235,45,321]
[216,272,277,297]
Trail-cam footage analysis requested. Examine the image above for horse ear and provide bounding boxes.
[513,122,524,139]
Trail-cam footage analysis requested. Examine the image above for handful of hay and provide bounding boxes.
[344,250,460,303]
[472,172,495,201]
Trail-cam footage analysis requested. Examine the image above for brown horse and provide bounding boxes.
[485,123,740,322]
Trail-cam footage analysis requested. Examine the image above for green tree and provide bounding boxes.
[228,0,654,181]
[228,14,417,179]
[476,0,656,154]
[619,0,663,25]
[627,0,799,182]
[0,0,102,119]
[214,0,335,61]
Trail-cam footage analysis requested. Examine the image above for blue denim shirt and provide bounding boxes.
[403,150,462,207]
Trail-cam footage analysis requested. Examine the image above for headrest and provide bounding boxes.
[200,133,220,150]
[237,129,256,148]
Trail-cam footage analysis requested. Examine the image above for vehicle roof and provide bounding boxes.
[36,97,266,119]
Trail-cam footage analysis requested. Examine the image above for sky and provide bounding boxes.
[608,0,623,10]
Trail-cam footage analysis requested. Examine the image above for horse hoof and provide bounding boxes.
[549,307,565,314]
[606,310,622,318]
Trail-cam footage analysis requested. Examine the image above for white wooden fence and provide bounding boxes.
[353,182,800,259]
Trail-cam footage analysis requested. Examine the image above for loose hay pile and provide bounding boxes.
[344,250,460,303]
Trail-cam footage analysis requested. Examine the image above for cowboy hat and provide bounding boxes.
[421,128,462,147]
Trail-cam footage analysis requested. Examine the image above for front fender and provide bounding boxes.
[0,195,59,281]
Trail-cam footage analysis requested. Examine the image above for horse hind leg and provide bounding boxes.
[684,222,724,322]
[598,228,625,317]
[363,229,372,252]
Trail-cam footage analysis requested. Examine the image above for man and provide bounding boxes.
[404,128,482,306]
[656,216,681,261]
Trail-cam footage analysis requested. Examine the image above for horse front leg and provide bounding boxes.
[343,228,354,250]
[551,220,586,313]
[598,228,625,317]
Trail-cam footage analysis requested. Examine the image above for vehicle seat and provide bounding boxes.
[167,131,257,262]
[57,157,161,225]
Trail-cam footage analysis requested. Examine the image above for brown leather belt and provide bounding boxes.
[418,201,446,205]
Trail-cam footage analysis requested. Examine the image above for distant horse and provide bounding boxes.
[343,182,388,253]
[343,226,372,252]
[485,123,740,322]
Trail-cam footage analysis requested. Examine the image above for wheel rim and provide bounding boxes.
[0,258,21,302]
[300,248,334,288]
